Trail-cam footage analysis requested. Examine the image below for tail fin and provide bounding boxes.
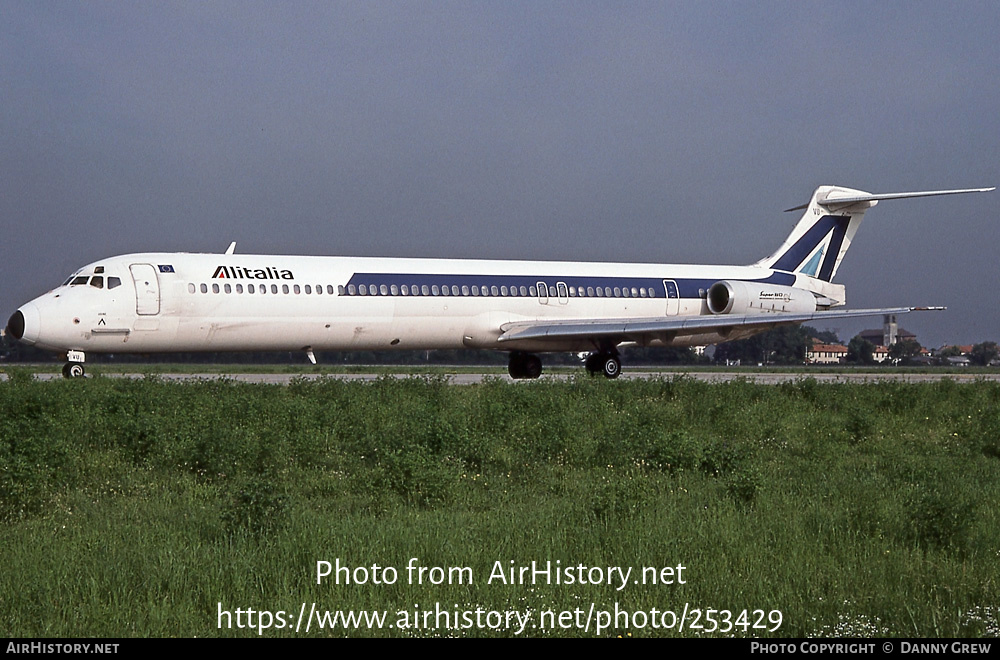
[754,185,994,282]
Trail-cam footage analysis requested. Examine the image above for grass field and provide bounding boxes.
[1,371,998,637]
[5,361,999,376]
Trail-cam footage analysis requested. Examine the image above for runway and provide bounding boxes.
[8,370,1000,384]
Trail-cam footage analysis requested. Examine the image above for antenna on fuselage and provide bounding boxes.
[225,242,237,255]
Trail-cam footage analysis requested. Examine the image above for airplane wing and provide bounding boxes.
[497,307,940,346]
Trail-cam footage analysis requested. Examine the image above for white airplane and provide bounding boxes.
[6,185,993,379]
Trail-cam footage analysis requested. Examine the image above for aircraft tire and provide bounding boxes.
[601,355,621,379]
[509,352,542,379]
[63,363,85,379]
[523,354,542,379]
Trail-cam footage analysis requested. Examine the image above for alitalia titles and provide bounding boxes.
[212,265,294,280]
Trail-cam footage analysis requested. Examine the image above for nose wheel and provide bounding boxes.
[585,352,621,379]
[62,362,86,379]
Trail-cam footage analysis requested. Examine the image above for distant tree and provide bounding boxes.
[714,325,811,365]
[846,336,875,365]
[888,339,923,365]
[803,326,840,345]
[937,345,963,359]
[969,342,999,366]
[624,346,708,365]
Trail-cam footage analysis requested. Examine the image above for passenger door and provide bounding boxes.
[663,279,679,316]
[130,264,160,315]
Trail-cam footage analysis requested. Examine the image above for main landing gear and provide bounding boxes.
[585,351,621,379]
[508,350,623,380]
[508,351,542,380]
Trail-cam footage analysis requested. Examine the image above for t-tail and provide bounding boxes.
[754,185,994,282]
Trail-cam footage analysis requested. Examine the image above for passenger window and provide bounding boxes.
[212,283,220,293]
[248,284,255,294]
[271,284,278,294]
[236,284,243,293]
[224,283,232,294]
[491,286,499,296]
[421,285,430,296]
[461,285,469,296]
[294,285,301,294]
[304,285,311,294]
[380,284,388,296]
[359,285,367,295]
[587,287,594,296]
[390,284,399,295]
[200,283,208,293]
[431,285,440,296]
[472,285,479,296]
[188,283,196,294]
[327,285,335,294]
[282,285,289,294]
[90,276,104,289]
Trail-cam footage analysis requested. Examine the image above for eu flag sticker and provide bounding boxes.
[158,265,175,273]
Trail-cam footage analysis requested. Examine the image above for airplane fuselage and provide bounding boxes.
[14,252,820,357]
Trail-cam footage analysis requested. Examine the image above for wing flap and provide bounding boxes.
[498,307,938,345]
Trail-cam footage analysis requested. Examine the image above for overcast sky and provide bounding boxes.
[3,1,998,348]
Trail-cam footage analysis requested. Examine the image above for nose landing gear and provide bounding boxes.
[62,350,87,378]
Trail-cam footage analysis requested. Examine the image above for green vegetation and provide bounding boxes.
[1,374,999,637]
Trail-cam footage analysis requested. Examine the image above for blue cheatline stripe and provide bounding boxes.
[343,272,796,299]
[818,217,849,281]
[770,215,849,281]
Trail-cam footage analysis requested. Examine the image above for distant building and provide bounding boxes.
[858,327,917,347]
[807,340,848,364]
[872,345,890,363]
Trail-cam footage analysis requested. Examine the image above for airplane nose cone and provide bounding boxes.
[7,303,39,345]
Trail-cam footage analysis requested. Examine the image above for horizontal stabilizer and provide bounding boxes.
[817,187,995,210]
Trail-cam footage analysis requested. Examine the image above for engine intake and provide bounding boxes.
[707,280,817,315]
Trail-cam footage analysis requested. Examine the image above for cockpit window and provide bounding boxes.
[90,276,104,289]
[108,277,121,289]
[71,276,89,286]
